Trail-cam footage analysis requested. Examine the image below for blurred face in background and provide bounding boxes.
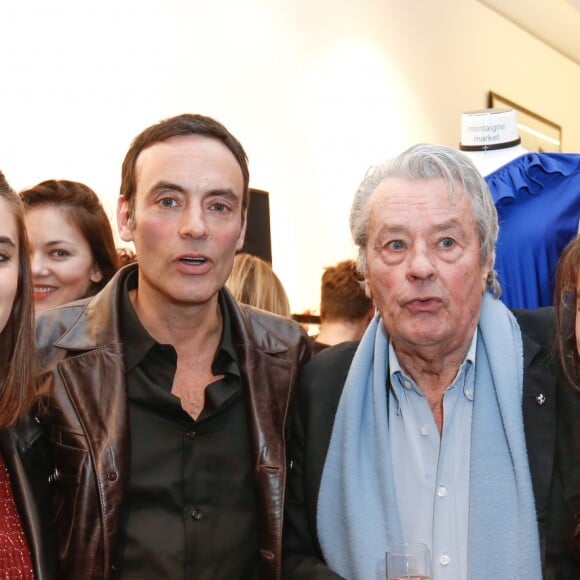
[0,197,19,332]
[25,205,103,311]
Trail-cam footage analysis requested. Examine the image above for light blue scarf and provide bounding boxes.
[317,292,542,580]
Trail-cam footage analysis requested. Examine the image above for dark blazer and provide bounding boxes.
[282,307,580,579]
[0,415,56,579]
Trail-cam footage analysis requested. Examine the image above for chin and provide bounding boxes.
[172,288,219,306]
[35,294,63,312]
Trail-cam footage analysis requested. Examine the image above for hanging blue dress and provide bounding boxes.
[485,153,580,309]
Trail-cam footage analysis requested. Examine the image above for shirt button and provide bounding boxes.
[440,553,450,566]
[107,471,118,481]
[186,430,196,439]
[403,379,412,389]
[420,425,428,436]
[48,468,61,484]
[437,485,447,497]
[191,507,203,520]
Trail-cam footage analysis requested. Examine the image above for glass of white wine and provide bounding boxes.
[385,542,432,580]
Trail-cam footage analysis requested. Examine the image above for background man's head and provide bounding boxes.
[320,259,373,323]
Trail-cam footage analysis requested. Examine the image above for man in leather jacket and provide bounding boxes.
[35,114,310,580]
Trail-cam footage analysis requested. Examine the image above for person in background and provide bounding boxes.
[0,171,54,579]
[20,179,119,311]
[553,237,580,561]
[554,236,580,389]
[283,144,580,579]
[117,246,137,268]
[226,252,291,317]
[312,259,374,354]
[34,113,310,579]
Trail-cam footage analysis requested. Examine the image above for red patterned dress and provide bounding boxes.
[0,453,33,579]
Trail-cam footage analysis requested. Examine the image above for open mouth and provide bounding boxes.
[33,286,57,295]
[180,256,207,264]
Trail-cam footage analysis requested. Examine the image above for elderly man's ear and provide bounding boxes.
[364,280,373,300]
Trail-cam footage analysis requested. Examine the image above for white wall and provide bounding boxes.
[2,0,579,312]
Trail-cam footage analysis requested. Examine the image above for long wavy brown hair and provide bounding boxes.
[554,236,580,390]
[0,171,38,426]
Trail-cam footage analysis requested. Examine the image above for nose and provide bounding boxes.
[178,205,208,239]
[30,251,50,277]
[406,242,436,281]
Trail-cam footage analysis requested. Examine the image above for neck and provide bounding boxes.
[129,288,223,350]
[461,144,528,176]
[392,338,471,397]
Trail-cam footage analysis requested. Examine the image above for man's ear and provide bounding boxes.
[117,197,134,243]
[481,255,493,293]
[235,209,248,251]
[364,280,373,300]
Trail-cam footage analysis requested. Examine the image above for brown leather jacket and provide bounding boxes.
[35,264,311,580]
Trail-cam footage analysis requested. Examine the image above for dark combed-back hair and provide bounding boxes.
[320,259,373,322]
[554,236,580,389]
[20,179,119,295]
[120,113,250,217]
[0,171,38,426]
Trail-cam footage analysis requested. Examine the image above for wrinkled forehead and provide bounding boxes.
[369,176,472,216]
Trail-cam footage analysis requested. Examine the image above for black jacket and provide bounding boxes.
[0,415,56,579]
[283,307,580,579]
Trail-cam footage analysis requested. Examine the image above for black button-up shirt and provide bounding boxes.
[116,272,260,579]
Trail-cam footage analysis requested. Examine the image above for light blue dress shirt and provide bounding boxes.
[388,332,477,580]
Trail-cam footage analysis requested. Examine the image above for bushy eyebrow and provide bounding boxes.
[205,189,239,203]
[433,218,463,233]
[148,181,186,196]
